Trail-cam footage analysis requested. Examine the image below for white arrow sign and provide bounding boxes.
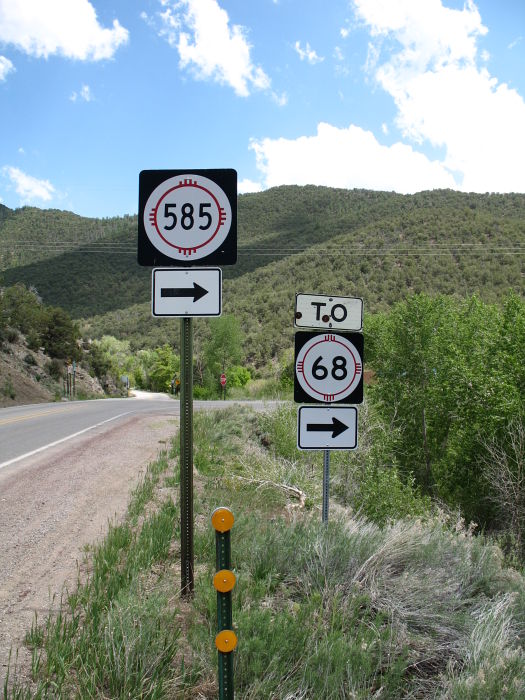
[297,406,358,450]
[152,268,222,317]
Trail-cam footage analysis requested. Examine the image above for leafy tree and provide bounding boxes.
[1,283,45,337]
[148,344,179,392]
[228,365,251,388]
[202,315,244,394]
[41,306,82,360]
[367,292,525,525]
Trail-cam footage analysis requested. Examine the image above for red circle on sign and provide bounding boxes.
[295,334,362,402]
[153,181,222,252]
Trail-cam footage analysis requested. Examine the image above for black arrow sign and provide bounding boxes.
[161,283,208,303]
[306,417,349,439]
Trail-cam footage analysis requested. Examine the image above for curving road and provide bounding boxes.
[0,393,270,469]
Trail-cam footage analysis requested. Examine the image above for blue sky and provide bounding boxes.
[0,0,524,218]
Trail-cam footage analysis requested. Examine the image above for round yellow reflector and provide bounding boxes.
[213,569,236,593]
[215,629,238,653]
[211,507,234,532]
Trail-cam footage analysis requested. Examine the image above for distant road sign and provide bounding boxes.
[297,406,358,450]
[152,268,222,317]
[138,169,237,266]
[294,331,364,404]
[295,294,363,331]
[220,373,227,387]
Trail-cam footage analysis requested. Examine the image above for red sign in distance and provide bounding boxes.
[220,373,227,387]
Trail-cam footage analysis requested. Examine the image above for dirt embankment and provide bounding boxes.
[0,409,179,683]
[0,333,105,408]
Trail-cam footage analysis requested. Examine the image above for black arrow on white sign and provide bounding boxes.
[161,283,208,303]
[306,417,349,439]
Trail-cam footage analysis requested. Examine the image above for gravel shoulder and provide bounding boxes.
[0,410,179,682]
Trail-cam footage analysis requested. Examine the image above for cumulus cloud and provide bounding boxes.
[70,84,93,102]
[0,0,128,61]
[238,178,263,194]
[155,0,271,97]
[2,166,55,203]
[0,55,14,81]
[353,0,525,192]
[251,122,455,192]
[294,41,324,64]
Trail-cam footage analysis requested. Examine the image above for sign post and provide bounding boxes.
[294,295,364,522]
[180,317,194,595]
[322,450,330,523]
[139,168,237,598]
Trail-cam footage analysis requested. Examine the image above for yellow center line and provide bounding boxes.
[0,406,76,427]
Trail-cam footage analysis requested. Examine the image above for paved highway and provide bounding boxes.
[0,393,269,469]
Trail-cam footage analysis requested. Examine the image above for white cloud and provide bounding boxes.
[156,0,271,97]
[294,41,324,64]
[0,55,14,80]
[352,0,525,192]
[238,178,263,194]
[0,0,128,61]
[251,122,455,192]
[2,166,55,203]
[70,84,94,102]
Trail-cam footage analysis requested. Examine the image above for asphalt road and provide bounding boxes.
[0,393,268,470]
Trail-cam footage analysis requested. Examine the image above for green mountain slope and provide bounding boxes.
[1,187,524,363]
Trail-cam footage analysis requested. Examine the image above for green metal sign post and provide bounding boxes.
[212,507,237,699]
[180,317,194,596]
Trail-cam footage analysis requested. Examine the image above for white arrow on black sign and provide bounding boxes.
[298,406,358,450]
[152,268,222,317]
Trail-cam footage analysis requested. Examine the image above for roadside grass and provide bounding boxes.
[5,404,525,698]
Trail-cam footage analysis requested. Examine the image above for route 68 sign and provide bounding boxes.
[138,169,237,266]
[294,331,364,404]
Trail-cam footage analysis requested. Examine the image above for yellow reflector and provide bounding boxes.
[211,507,235,532]
[215,629,238,653]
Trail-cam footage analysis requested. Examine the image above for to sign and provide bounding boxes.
[295,294,363,331]
[297,406,358,450]
[138,169,237,266]
[220,373,227,387]
[294,331,364,404]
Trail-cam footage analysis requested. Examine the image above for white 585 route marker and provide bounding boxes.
[138,169,237,267]
[144,174,230,260]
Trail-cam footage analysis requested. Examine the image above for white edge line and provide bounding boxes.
[0,411,132,470]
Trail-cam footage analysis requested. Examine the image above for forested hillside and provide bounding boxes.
[1,186,523,364]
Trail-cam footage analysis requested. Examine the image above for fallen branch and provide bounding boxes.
[230,474,307,508]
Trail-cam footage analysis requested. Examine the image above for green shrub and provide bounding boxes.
[46,358,63,381]
[23,353,37,366]
[1,380,15,399]
[354,465,431,526]
[228,365,251,387]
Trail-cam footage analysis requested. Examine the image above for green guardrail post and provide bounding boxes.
[212,507,237,700]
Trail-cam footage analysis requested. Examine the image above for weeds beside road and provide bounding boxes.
[5,405,525,698]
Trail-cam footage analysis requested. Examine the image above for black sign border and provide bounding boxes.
[294,330,364,404]
[138,169,237,267]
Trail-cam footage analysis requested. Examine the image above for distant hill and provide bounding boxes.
[1,187,524,365]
